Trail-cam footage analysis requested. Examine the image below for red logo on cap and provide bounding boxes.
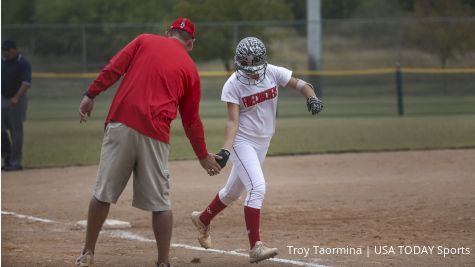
[170,18,195,39]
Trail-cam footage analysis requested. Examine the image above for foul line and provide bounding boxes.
[2,210,330,267]
[107,230,328,267]
[1,211,55,223]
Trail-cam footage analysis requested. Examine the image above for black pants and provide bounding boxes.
[1,96,27,167]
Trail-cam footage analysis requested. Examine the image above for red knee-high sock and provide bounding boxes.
[244,206,261,249]
[199,194,227,226]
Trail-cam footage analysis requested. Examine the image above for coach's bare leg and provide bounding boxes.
[84,196,111,253]
[152,210,173,264]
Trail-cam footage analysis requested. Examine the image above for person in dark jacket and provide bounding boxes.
[2,39,32,171]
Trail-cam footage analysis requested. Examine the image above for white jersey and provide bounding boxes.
[221,64,292,145]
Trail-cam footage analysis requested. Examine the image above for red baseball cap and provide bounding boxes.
[169,18,195,39]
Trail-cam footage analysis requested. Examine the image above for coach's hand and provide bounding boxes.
[79,95,94,123]
[199,153,222,176]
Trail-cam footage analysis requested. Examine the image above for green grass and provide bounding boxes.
[18,76,475,167]
[23,115,475,168]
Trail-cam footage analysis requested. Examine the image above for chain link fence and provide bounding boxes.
[3,17,475,119]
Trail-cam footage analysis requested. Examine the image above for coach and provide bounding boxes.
[1,39,32,171]
[76,18,222,267]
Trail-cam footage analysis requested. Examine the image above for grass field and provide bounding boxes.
[18,75,475,168]
[24,114,475,168]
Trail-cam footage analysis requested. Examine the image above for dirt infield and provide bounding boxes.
[2,149,475,267]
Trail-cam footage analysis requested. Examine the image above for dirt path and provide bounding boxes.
[2,149,475,267]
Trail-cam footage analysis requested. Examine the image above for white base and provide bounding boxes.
[76,219,131,229]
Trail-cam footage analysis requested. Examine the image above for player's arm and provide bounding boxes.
[179,77,222,175]
[80,36,142,123]
[286,77,323,115]
[86,35,142,98]
[213,102,239,169]
[286,77,317,98]
[179,79,209,160]
[222,102,240,150]
[10,60,32,107]
[9,83,30,107]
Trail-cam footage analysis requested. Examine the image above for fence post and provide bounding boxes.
[233,23,239,46]
[307,0,323,97]
[395,63,404,116]
[81,24,87,72]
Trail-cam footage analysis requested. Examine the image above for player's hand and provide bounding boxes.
[9,97,19,107]
[79,95,94,123]
[199,153,222,176]
[307,96,323,115]
[216,149,230,168]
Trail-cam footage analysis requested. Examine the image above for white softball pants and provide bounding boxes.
[218,139,269,209]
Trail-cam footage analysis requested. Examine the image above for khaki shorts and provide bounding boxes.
[94,122,171,211]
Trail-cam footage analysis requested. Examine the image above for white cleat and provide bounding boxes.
[75,249,94,267]
[249,241,278,263]
[191,211,211,249]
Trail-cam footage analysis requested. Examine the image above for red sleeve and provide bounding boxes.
[179,73,209,160]
[86,35,142,98]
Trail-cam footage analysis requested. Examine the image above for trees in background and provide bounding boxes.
[2,0,291,70]
[2,0,474,70]
[173,0,292,70]
[2,0,175,64]
[3,0,174,24]
[407,0,475,68]
[2,0,35,24]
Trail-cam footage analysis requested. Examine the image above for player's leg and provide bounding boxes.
[152,210,173,265]
[201,165,245,224]
[83,197,110,253]
[231,143,265,247]
[232,142,277,262]
[1,100,11,168]
[1,130,11,167]
[191,165,245,248]
[77,122,136,266]
[4,96,26,169]
[77,197,109,266]
[218,166,246,205]
[134,131,172,265]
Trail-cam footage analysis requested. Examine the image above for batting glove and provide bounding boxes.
[216,149,230,168]
[307,96,323,115]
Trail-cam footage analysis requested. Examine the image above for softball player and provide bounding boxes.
[191,37,323,263]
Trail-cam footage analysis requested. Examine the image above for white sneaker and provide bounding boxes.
[191,211,211,249]
[75,249,94,267]
[249,241,278,263]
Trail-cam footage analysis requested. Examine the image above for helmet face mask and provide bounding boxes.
[234,37,267,85]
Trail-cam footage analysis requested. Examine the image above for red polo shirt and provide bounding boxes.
[87,34,208,159]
